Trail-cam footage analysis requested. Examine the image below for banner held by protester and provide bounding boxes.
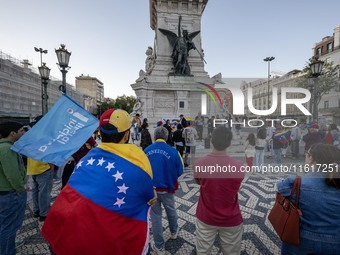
[11,94,99,166]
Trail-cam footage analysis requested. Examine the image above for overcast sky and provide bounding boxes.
[1,0,340,98]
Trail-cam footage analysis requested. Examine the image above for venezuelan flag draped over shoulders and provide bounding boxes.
[11,94,99,166]
[273,129,291,144]
[41,143,154,255]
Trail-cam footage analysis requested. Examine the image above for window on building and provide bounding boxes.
[316,47,322,56]
[327,43,332,53]
[324,101,329,109]
[338,99,340,108]
[179,101,184,108]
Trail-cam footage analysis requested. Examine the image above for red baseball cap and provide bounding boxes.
[99,109,132,133]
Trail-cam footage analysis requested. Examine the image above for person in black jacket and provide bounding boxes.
[140,122,152,150]
[179,114,187,128]
[163,120,174,146]
[173,124,185,158]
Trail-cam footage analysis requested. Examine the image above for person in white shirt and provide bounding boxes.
[290,125,301,159]
[182,121,198,167]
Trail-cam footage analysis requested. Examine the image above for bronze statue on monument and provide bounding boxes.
[159,15,206,76]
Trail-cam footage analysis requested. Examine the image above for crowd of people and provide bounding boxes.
[0,111,339,255]
[242,120,340,170]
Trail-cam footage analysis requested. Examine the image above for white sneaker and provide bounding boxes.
[170,228,179,239]
[151,241,165,255]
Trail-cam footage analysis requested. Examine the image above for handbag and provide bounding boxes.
[268,176,302,245]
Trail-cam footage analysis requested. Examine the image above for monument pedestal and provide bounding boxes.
[131,75,217,124]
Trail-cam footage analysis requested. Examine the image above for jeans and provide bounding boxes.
[254,149,264,170]
[32,169,54,217]
[273,148,282,164]
[134,126,140,140]
[0,191,27,255]
[281,237,340,255]
[150,192,178,250]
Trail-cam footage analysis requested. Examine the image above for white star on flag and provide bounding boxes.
[117,183,129,194]
[105,162,115,172]
[112,170,123,182]
[97,157,106,166]
[76,160,83,169]
[114,197,125,208]
[86,157,95,165]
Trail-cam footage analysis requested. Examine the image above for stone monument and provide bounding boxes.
[131,0,226,123]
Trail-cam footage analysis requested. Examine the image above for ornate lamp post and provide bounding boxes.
[309,59,324,122]
[38,63,51,115]
[264,56,275,109]
[55,44,71,94]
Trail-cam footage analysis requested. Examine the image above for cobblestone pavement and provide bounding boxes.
[16,137,305,255]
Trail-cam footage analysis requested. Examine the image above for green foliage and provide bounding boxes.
[297,57,340,106]
[97,95,137,117]
[113,95,136,113]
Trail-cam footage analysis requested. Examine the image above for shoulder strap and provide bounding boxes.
[289,175,301,207]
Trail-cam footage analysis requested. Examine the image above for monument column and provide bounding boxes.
[132,0,223,124]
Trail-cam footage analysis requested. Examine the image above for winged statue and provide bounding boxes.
[159,15,204,75]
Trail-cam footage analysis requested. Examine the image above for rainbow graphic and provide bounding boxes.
[197,82,223,106]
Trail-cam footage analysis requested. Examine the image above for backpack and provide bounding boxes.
[173,130,183,143]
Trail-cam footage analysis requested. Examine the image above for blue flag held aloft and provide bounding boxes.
[11,94,99,166]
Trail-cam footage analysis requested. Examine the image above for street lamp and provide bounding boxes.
[55,44,71,94]
[309,59,324,122]
[38,63,51,115]
[264,56,275,109]
[34,47,48,64]
[34,47,49,115]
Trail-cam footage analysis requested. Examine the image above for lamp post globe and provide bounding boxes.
[310,59,324,78]
[309,58,324,122]
[55,44,71,94]
[38,63,51,115]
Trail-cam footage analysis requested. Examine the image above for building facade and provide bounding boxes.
[0,51,84,122]
[313,25,340,125]
[75,74,104,116]
[240,71,308,123]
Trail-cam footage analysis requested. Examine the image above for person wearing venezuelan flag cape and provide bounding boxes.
[42,109,157,255]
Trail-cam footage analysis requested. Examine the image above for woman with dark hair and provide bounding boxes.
[140,122,152,151]
[276,143,340,254]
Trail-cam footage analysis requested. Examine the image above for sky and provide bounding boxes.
[1,0,340,99]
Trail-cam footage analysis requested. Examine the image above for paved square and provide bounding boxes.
[17,166,286,255]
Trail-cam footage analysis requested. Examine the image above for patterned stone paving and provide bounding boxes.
[16,134,304,254]
[16,166,290,255]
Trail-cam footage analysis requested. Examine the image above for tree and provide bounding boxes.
[113,95,136,113]
[97,95,137,117]
[297,57,340,120]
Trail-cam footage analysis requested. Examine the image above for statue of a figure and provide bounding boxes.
[145,46,155,75]
[136,46,155,82]
[159,16,204,75]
